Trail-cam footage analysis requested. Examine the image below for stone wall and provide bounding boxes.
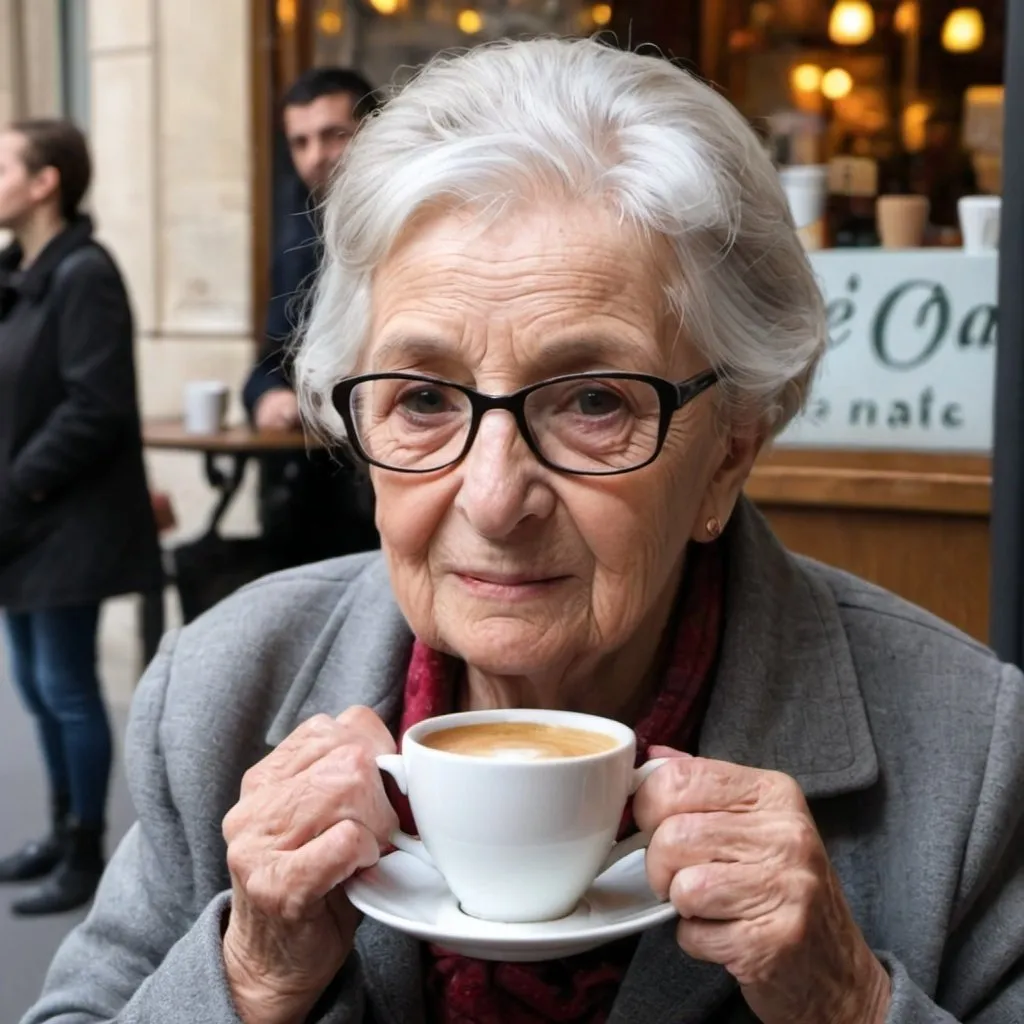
[0,0,63,248]
[0,0,62,123]
[88,0,259,542]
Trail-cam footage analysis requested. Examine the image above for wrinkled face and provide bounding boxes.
[364,202,751,678]
[284,93,360,195]
[0,131,42,230]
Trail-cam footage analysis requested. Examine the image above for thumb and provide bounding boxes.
[648,744,693,760]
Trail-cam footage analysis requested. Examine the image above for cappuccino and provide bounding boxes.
[421,720,617,760]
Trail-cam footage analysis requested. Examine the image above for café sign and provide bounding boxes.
[776,250,997,451]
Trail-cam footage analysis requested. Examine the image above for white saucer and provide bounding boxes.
[345,848,677,962]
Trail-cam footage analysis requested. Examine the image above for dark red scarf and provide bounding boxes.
[396,540,725,1024]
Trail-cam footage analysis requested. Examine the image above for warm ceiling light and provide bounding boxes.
[902,100,931,151]
[828,0,875,45]
[318,9,343,33]
[821,67,854,100]
[457,7,483,32]
[591,3,612,26]
[276,0,297,28]
[791,63,824,93]
[893,0,918,34]
[369,0,400,13]
[942,7,984,52]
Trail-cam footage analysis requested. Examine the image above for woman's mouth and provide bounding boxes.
[453,571,570,600]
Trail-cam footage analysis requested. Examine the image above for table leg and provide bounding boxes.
[202,452,250,536]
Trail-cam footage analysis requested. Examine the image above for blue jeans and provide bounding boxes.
[3,604,111,827]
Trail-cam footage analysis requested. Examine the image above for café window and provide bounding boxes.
[309,0,610,85]
[266,0,613,101]
[699,0,1004,248]
[255,0,1005,271]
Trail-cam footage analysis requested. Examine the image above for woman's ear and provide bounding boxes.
[28,165,61,209]
[691,427,766,542]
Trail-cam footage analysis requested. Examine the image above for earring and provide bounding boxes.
[705,515,722,540]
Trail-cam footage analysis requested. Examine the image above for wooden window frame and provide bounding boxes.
[250,0,317,350]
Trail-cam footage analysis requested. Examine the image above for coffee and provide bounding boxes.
[421,721,617,760]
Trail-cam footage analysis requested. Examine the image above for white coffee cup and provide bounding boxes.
[183,380,229,435]
[376,708,668,924]
[779,165,828,251]
[958,195,1001,254]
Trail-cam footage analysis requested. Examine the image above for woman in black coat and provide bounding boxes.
[0,119,162,915]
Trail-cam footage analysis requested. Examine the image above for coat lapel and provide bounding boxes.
[611,499,879,1023]
[0,217,97,320]
[6,216,96,300]
[699,499,878,797]
[265,556,413,747]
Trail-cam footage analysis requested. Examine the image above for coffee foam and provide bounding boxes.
[420,721,617,760]
[479,747,551,761]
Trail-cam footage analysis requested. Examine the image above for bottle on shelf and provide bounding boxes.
[827,154,880,248]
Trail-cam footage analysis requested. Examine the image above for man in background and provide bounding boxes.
[243,68,380,564]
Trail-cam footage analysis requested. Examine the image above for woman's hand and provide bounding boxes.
[636,747,891,1024]
[221,706,398,1024]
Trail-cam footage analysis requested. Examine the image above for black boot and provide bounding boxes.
[11,822,104,917]
[0,792,69,883]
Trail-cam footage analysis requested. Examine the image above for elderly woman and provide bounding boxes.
[23,39,1024,1024]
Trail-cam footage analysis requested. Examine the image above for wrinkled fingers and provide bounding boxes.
[240,819,381,922]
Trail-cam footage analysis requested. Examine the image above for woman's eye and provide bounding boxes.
[398,388,449,415]
[574,388,624,416]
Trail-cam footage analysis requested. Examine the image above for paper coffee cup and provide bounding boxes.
[183,380,229,435]
[779,165,828,251]
[876,195,929,250]
[958,195,1001,254]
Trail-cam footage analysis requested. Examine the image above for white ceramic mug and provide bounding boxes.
[183,380,229,435]
[376,708,668,924]
[958,195,1001,254]
[779,164,828,228]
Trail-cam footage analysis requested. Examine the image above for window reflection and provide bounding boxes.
[702,0,1003,248]
[311,0,610,84]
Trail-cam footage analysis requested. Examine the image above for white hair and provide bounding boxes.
[296,37,826,438]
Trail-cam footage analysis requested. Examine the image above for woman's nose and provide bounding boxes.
[453,411,555,539]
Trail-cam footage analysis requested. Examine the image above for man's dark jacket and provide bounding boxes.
[243,204,377,564]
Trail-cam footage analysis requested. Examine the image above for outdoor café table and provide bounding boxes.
[139,418,326,660]
[142,418,324,536]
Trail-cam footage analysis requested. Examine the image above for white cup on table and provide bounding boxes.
[958,195,1001,254]
[183,381,229,435]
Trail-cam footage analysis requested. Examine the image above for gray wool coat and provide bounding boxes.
[20,500,1024,1024]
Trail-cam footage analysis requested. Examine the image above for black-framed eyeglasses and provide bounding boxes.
[330,369,719,477]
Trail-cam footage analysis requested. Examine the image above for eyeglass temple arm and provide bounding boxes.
[674,370,719,408]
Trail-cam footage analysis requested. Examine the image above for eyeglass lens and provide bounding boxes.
[348,376,664,473]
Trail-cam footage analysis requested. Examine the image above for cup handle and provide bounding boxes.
[597,757,670,875]
[375,754,436,868]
